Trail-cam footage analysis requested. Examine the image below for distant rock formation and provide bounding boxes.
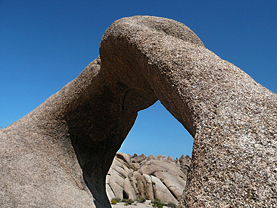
[106,153,191,204]
[1,15,276,208]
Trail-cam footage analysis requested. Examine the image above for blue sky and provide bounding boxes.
[0,0,276,158]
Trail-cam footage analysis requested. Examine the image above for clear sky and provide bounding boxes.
[1,0,276,158]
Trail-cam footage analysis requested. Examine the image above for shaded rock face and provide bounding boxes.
[106,153,191,204]
[0,15,276,208]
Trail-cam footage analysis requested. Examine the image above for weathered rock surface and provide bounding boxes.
[0,61,101,207]
[106,153,190,204]
[1,15,276,207]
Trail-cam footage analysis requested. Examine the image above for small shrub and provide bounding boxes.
[112,198,122,202]
[137,197,146,203]
[152,199,165,208]
[111,199,117,205]
[123,199,134,205]
[167,202,177,208]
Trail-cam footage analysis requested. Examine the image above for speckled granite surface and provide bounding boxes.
[1,16,276,207]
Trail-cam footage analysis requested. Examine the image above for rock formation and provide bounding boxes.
[106,153,191,205]
[0,15,276,207]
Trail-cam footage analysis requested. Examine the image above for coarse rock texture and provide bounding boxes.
[0,60,101,207]
[106,153,190,204]
[0,15,276,207]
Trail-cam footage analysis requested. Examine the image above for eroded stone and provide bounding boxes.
[1,15,276,207]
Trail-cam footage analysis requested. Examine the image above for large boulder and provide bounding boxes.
[100,16,277,207]
[106,153,189,204]
[0,60,100,207]
[1,15,276,207]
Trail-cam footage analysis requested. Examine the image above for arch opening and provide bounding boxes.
[119,100,194,158]
[105,100,194,204]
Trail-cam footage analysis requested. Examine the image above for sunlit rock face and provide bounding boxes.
[1,16,276,208]
[106,153,191,205]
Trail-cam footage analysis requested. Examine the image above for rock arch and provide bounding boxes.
[0,16,276,207]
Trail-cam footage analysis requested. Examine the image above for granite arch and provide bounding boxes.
[0,16,276,207]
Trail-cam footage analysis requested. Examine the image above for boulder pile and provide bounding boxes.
[106,153,191,204]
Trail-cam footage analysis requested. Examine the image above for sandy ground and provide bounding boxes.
[111,200,170,208]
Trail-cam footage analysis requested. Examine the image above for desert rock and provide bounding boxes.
[106,153,189,204]
[1,15,276,207]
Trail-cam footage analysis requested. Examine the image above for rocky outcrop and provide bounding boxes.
[106,153,191,204]
[1,15,276,207]
[0,62,100,207]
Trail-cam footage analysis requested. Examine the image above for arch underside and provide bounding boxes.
[69,16,277,207]
[1,16,276,208]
